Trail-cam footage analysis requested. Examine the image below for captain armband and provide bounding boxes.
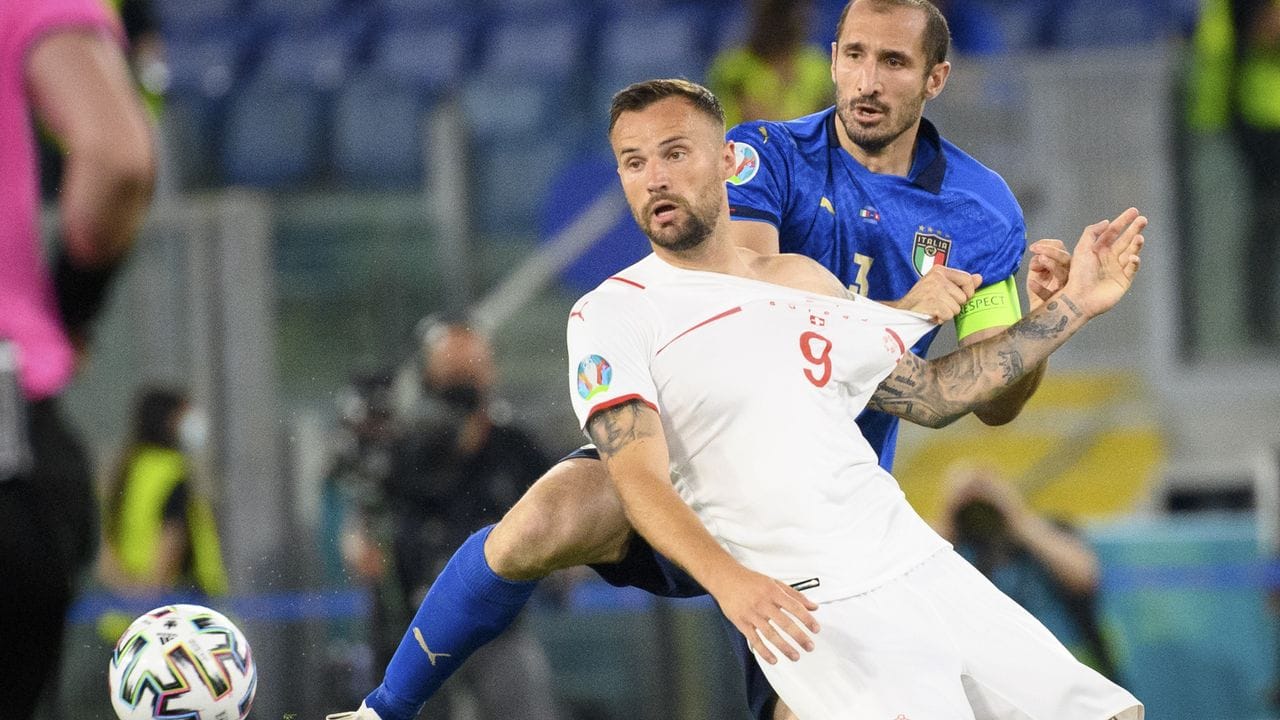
[954,276,1022,341]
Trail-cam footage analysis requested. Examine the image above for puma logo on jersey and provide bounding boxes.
[820,197,835,215]
[413,627,452,666]
[758,126,769,143]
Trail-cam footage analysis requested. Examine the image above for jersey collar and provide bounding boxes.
[824,110,947,195]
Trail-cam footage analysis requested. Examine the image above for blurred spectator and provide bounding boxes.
[346,320,563,719]
[937,463,1121,681]
[1186,0,1280,344]
[97,388,228,639]
[707,0,831,128]
[0,0,154,713]
[324,370,406,708]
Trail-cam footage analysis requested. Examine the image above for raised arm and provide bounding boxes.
[587,400,819,664]
[869,209,1146,428]
[27,30,155,267]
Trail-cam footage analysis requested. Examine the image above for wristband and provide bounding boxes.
[53,248,122,338]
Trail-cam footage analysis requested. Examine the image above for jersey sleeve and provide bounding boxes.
[976,192,1027,286]
[4,0,123,69]
[566,288,659,435]
[725,120,792,228]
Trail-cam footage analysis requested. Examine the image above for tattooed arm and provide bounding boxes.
[869,209,1147,429]
[869,296,1086,427]
[587,401,819,664]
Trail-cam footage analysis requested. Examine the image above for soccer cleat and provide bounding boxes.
[325,702,383,720]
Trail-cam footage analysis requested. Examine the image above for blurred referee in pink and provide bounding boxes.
[0,0,154,714]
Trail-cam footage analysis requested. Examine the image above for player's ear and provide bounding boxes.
[722,141,735,180]
[925,60,951,100]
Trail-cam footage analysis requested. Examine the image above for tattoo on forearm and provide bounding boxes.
[869,300,1080,428]
[588,401,655,456]
[1009,313,1069,340]
[997,349,1024,383]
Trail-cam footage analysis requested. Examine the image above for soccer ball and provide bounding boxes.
[107,604,257,720]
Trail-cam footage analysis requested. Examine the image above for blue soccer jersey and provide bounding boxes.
[726,108,1026,470]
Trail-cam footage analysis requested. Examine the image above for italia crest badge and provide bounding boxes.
[912,229,951,276]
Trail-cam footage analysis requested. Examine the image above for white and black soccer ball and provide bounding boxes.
[108,604,257,720]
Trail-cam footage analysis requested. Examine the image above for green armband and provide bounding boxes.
[955,276,1022,341]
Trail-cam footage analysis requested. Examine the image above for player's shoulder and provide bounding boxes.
[570,255,664,320]
[936,134,1021,216]
[727,108,833,156]
[742,249,846,298]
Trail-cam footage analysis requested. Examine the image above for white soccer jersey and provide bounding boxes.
[567,254,948,602]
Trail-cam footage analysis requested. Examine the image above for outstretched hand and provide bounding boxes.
[710,565,820,665]
[1026,238,1070,312]
[1060,208,1147,318]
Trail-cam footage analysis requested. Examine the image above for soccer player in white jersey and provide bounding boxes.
[567,78,1144,720]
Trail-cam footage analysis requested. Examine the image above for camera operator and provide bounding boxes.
[938,463,1121,681]
[370,319,562,719]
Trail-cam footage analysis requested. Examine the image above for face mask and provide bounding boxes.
[434,383,483,414]
[178,409,209,453]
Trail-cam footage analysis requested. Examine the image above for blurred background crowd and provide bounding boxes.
[13,0,1280,718]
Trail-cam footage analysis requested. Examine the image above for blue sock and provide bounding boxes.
[364,525,537,720]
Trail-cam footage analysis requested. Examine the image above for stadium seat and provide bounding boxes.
[331,75,430,188]
[1045,0,1169,48]
[367,25,467,94]
[481,18,583,81]
[249,0,347,24]
[471,136,576,236]
[484,0,582,22]
[598,8,707,73]
[460,73,565,143]
[154,0,242,36]
[380,0,469,21]
[593,8,711,111]
[221,83,326,188]
[165,34,244,100]
[253,29,358,93]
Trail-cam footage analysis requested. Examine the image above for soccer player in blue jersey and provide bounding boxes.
[328,2,1077,719]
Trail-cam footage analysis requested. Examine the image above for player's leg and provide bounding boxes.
[752,579,974,720]
[719,616,784,720]
[485,454,633,579]
[924,549,1143,720]
[361,453,633,720]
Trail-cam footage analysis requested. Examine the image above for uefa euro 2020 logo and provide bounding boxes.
[577,355,612,400]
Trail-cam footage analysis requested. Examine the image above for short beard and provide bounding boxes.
[636,196,717,253]
[836,91,925,155]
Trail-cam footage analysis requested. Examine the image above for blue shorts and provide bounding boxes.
[563,446,778,720]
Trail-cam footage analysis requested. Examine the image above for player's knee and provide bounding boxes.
[485,458,628,580]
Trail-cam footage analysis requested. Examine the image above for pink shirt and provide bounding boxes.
[0,0,121,400]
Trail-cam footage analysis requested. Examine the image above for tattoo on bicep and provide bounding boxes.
[587,401,655,456]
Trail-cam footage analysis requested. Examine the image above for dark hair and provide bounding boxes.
[133,387,187,447]
[834,0,951,69]
[608,78,726,134]
[104,386,189,542]
[747,0,812,60]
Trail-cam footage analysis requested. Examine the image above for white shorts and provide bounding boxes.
[756,549,1143,720]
